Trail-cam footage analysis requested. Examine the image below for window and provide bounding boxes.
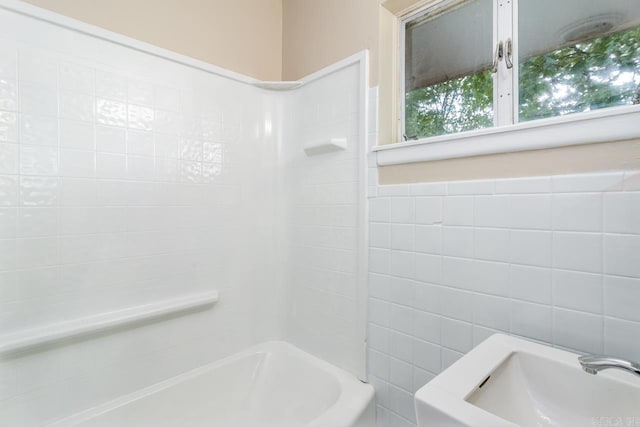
[402,0,640,142]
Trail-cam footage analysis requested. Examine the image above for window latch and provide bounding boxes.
[491,41,504,73]
[505,38,513,69]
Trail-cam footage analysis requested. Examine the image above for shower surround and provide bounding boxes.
[0,1,368,425]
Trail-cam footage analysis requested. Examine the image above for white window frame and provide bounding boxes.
[376,0,640,166]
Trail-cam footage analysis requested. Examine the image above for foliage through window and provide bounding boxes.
[403,0,640,141]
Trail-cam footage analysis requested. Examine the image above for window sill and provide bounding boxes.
[374,105,640,166]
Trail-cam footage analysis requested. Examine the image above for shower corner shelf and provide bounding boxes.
[0,291,219,356]
[253,80,303,91]
[304,137,348,155]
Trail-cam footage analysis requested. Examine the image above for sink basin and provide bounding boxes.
[414,334,640,427]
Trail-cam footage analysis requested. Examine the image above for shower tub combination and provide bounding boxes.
[50,341,375,427]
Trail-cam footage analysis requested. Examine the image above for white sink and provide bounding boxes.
[414,334,640,427]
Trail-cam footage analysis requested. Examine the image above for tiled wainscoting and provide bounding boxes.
[367,169,640,427]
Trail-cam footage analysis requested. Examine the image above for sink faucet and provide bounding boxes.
[578,355,640,378]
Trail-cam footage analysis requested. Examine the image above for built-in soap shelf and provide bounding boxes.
[0,291,219,356]
[304,137,347,155]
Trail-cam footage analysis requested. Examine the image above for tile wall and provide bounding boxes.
[367,166,640,427]
[0,6,282,425]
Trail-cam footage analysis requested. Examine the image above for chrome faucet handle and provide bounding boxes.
[578,354,640,378]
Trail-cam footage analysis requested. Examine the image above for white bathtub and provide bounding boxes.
[51,341,375,427]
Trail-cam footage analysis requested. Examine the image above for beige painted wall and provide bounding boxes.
[281,0,379,85]
[380,139,640,183]
[22,0,283,81]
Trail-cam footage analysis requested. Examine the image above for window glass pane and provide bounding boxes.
[404,0,494,139]
[519,0,640,122]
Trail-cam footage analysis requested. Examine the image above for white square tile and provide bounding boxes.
[96,125,126,153]
[378,185,409,197]
[509,230,552,267]
[0,175,19,206]
[604,275,640,322]
[552,172,624,193]
[438,287,473,322]
[413,282,439,313]
[17,207,57,237]
[60,90,94,122]
[389,357,414,392]
[96,98,127,127]
[604,192,640,235]
[414,253,441,284]
[440,317,472,353]
[390,304,415,336]
[388,277,416,307]
[19,115,58,146]
[96,153,127,179]
[368,348,390,379]
[369,325,390,354]
[447,180,493,195]
[509,264,552,304]
[604,234,640,278]
[369,198,390,222]
[474,195,510,228]
[60,120,94,150]
[19,82,57,116]
[0,207,16,238]
[553,270,602,313]
[391,198,414,223]
[474,228,509,262]
[0,143,18,174]
[553,308,603,354]
[413,311,440,344]
[370,223,391,248]
[20,145,58,176]
[414,225,442,254]
[552,193,602,232]
[494,176,551,194]
[59,62,94,94]
[410,182,446,196]
[604,318,640,361]
[415,197,442,225]
[96,70,127,102]
[441,256,475,289]
[442,226,474,258]
[413,367,435,393]
[412,339,440,373]
[390,251,415,279]
[389,330,413,363]
[128,130,155,156]
[389,385,416,422]
[391,224,414,251]
[369,298,390,326]
[441,348,463,371]
[508,195,551,230]
[19,176,58,206]
[0,79,18,111]
[472,260,509,296]
[472,293,510,331]
[59,149,95,178]
[511,300,552,342]
[552,232,602,273]
[443,196,473,226]
[0,112,18,143]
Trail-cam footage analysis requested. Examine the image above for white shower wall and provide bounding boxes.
[279,58,368,379]
[0,2,369,425]
[0,3,284,425]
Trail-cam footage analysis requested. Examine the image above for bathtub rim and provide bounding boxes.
[47,340,374,427]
